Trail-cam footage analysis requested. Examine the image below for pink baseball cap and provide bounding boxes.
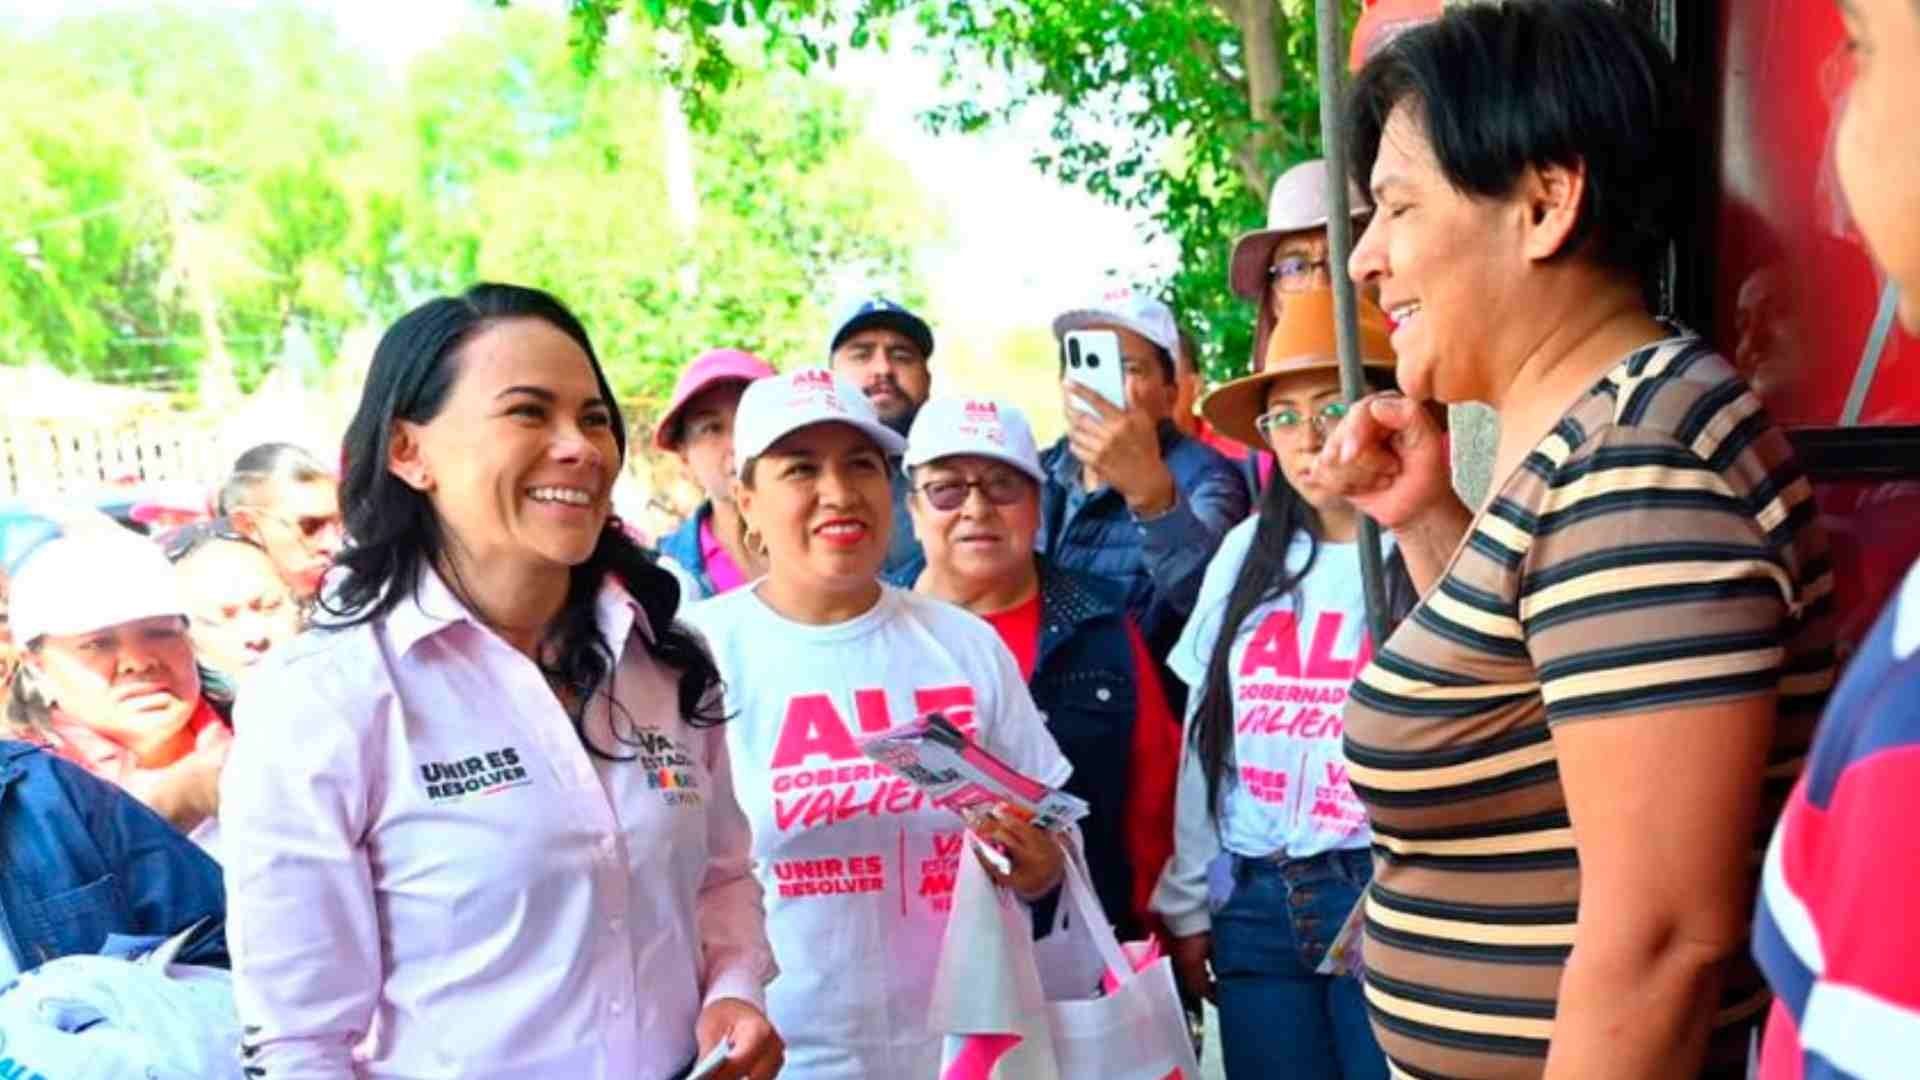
[1227,160,1373,302]
[652,348,777,452]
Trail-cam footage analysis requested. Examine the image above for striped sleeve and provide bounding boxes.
[1518,428,1794,724]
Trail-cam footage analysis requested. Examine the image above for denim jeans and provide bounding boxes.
[1210,848,1385,1080]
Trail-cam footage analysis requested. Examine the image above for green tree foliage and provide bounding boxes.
[0,3,935,405]
[559,0,1358,380]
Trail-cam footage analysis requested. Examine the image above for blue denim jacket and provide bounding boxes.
[0,741,227,972]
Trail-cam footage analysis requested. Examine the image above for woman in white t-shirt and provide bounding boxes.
[1151,291,1412,1080]
[683,367,1071,1079]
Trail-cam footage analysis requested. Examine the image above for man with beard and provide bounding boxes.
[828,295,936,576]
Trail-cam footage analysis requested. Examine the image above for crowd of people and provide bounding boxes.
[0,0,1916,1077]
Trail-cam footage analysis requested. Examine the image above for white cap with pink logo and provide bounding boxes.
[730,366,909,479]
[903,396,1044,485]
[1051,286,1181,355]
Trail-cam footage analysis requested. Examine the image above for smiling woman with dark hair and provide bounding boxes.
[219,283,783,1080]
[1310,2,1836,1077]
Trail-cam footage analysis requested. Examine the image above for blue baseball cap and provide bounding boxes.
[827,296,935,361]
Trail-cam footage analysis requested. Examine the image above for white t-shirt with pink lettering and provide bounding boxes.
[683,584,1071,1080]
[1169,521,1381,862]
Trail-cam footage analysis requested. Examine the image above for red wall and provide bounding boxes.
[1712,1,1918,426]
[1710,2,1920,653]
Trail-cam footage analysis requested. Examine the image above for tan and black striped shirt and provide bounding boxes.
[1344,338,1835,1079]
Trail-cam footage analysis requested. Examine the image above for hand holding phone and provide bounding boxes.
[1062,329,1128,416]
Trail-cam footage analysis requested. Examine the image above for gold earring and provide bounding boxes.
[742,525,768,558]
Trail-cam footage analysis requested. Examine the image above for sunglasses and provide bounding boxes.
[1254,400,1351,445]
[916,472,1031,512]
[257,510,343,546]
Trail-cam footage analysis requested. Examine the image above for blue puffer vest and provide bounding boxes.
[1036,420,1241,655]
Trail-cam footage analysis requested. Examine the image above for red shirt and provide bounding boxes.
[983,592,1181,926]
[982,592,1043,680]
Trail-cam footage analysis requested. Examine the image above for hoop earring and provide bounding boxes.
[742,526,768,559]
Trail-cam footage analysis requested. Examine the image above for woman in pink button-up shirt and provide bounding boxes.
[220,284,783,1080]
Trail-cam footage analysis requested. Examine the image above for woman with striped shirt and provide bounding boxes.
[1317,3,1834,1077]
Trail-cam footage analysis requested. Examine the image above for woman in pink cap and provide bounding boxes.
[221,284,782,1080]
[683,367,1071,1079]
[653,348,778,600]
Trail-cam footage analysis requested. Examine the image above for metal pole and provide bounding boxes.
[1315,0,1394,648]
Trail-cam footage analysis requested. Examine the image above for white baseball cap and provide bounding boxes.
[1051,287,1180,357]
[8,526,188,646]
[732,367,910,479]
[903,397,1044,485]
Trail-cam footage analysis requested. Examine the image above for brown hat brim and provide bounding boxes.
[1228,230,1286,302]
[1198,357,1396,454]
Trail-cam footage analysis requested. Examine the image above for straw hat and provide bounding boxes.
[1199,289,1396,452]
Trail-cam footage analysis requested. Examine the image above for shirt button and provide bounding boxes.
[611,916,625,933]
[610,998,625,1015]
[601,835,618,855]
[1096,687,1112,702]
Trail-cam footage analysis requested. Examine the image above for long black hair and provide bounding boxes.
[1190,382,1417,819]
[325,283,725,756]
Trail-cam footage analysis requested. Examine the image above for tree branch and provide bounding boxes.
[1185,28,1244,96]
[1208,0,1245,29]
[1233,143,1266,197]
[1238,0,1285,194]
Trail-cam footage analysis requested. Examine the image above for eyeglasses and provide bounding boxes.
[1254,401,1350,445]
[916,472,1031,512]
[1268,254,1333,293]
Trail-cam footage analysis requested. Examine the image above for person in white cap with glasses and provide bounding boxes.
[4,525,231,847]
[682,369,1071,1079]
[895,396,1182,946]
[1043,288,1251,689]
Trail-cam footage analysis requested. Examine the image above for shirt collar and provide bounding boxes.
[385,563,652,662]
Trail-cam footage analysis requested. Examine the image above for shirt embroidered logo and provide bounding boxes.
[418,747,530,803]
[633,728,703,806]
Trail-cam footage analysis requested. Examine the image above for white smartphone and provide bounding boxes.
[1062,329,1129,416]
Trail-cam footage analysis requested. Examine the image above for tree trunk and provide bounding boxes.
[1237,0,1285,196]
